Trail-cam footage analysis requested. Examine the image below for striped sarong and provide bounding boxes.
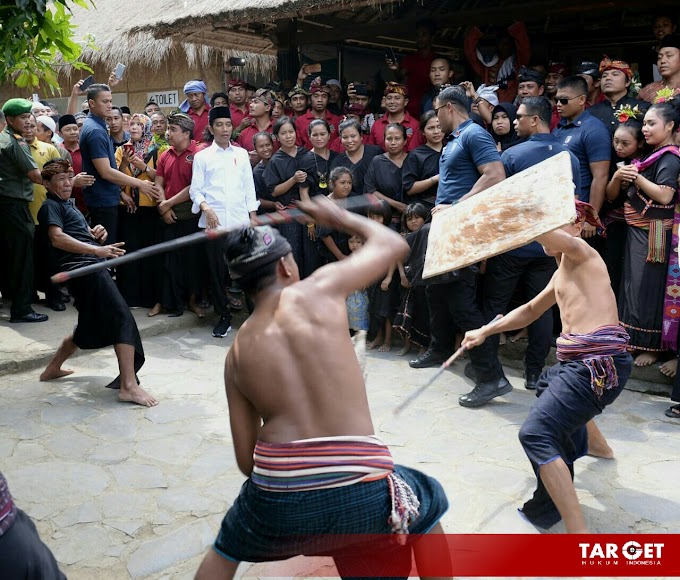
[556,325,630,397]
[252,435,420,536]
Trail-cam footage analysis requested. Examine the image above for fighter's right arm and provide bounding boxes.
[462,277,557,349]
[535,228,590,262]
[225,349,260,477]
[47,225,125,259]
[299,196,409,296]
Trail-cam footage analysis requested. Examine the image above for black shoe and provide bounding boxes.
[47,300,66,312]
[464,362,478,382]
[459,377,512,408]
[409,349,446,369]
[212,315,232,338]
[10,311,49,323]
[524,370,540,390]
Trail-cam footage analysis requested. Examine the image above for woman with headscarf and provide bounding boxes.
[114,114,161,308]
[489,102,523,152]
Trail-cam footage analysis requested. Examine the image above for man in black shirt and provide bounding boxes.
[37,159,158,407]
[589,57,648,135]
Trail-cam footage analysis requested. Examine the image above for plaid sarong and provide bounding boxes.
[0,472,17,537]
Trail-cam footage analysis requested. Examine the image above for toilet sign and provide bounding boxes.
[146,90,179,108]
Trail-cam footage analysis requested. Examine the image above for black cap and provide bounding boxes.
[209,106,231,125]
[660,34,680,50]
[120,106,131,115]
[517,66,546,86]
[576,61,600,79]
[58,114,77,130]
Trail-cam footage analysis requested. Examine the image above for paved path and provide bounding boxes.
[1,327,678,579]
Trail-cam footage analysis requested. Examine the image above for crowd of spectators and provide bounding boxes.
[1,13,680,417]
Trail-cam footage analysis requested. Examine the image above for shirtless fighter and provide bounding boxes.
[462,200,632,533]
[195,197,449,578]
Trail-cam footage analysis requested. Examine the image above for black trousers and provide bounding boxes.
[205,236,232,322]
[482,253,556,375]
[89,205,119,245]
[160,217,201,313]
[0,509,65,580]
[604,220,627,300]
[426,270,503,383]
[0,198,35,318]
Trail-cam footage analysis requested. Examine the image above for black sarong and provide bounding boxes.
[68,270,144,380]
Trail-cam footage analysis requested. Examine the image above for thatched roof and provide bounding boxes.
[66,0,282,75]
[65,0,401,71]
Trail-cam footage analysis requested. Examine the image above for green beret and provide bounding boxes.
[2,98,34,117]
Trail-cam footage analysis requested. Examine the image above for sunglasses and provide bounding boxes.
[434,103,449,115]
[555,95,583,105]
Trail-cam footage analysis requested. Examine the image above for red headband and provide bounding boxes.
[228,79,246,90]
[384,81,409,97]
[599,55,633,80]
[575,200,604,231]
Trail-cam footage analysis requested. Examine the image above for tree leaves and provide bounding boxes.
[0,0,94,92]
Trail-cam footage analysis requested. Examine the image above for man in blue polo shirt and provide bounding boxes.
[409,84,510,409]
[552,76,610,240]
[483,96,581,391]
[79,84,158,243]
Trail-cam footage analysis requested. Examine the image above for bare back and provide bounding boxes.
[227,280,374,444]
[553,238,619,334]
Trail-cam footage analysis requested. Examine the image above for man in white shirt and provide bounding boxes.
[190,107,259,337]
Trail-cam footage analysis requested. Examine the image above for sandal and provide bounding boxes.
[664,404,680,419]
[228,295,243,310]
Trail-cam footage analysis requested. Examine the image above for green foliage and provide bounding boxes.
[0,0,94,91]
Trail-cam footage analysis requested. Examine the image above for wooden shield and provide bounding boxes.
[422,151,576,279]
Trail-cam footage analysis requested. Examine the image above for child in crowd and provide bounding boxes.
[366,200,401,351]
[394,203,431,356]
[346,235,370,333]
[317,167,355,263]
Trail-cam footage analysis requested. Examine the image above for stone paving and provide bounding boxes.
[1,326,679,579]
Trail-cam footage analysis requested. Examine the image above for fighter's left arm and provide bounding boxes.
[459,161,505,202]
[225,349,260,477]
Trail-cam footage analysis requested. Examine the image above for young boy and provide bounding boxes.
[462,201,632,533]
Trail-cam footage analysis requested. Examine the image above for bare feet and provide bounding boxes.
[660,357,678,378]
[367,336,383,350]
[510,327,529,343]
[397,343,411,356]
[378,343,392,352]
[119,384,159,407]
[188,303,205,319]
[634,352,658,367]
[39,367,74,381]
[148,303,162,317]
[586,420,615,459]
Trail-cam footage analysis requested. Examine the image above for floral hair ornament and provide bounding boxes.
[613,104,641,124]
[654,86,680,104]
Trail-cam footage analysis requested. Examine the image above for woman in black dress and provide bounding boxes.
[301,119,338,197]
[363,123,408,231]
[251,131,284,214]
[330,119,382,196]
[618,102,680,367]
[402,111,442,212]
[263,116,316,277]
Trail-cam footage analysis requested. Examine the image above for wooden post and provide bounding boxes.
[275,18,299,86]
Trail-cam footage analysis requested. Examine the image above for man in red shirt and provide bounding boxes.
[153,112,204,318]
[238,89,279,162]
[286,86,309,120]
[370,82,422,152]
[57,114,87,214]
[180,80,211,143]
[294,79,342,150]
[387,18,438,118]
[228,79,250,129]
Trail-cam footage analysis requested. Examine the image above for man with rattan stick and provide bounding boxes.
[37,159,158,407]
[461,201,632,533]
[195,197,449,579]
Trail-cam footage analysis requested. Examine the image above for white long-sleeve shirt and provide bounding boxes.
[190,141,259,230]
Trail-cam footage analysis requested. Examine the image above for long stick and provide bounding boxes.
[51,194,378,284]
[393,315,503,415]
